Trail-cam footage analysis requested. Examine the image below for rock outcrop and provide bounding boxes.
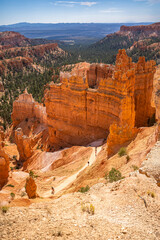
[45,50,156,153]
[154,66,160,139]
[12,89,47,128]
[0,127,9,189]
[25,177,37,199]
[0,31,65,74]
[0,31,31,47]
[139,141,160,186]
[119,22,160,39]
[15,128,33,161]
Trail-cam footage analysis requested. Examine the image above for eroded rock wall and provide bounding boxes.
[0,127,9,189]
[154,66,160,139]
[12,89,47,127]
[45,50,156,150]
[15,128,33,161]
[134,57,156,127]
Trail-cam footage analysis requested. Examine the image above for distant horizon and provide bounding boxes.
[1,0,160,25]
[0,21,157,26]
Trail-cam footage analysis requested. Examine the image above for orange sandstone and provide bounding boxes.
[45,50,156,154]
[12,89,47,128]
[25,177,37,199]
[0,127,9,189]
[15,128,33,161]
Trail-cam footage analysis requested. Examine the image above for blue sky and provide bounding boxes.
[0,0,160,24]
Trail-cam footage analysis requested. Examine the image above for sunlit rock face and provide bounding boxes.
[12,89,47,128]
[44,50,156,151]
[119,23,160,39]
[25,177,37,199]
[154,66,160,139]
[15,128,33,162]
[0,127,9,189]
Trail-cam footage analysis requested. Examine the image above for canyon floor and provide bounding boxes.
[0,172,160,240]
[0,139,160,240]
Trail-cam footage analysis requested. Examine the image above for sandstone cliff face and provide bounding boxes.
[154,66,160,139]
[134,56,156,127]
[0,127,9,189]
[0,151,9,189]
[12,89,47,128]
[15,128,33,161]
[120,23,160,39]
[45,50,156,152]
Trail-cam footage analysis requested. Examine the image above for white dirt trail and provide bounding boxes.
[43,146,102,197]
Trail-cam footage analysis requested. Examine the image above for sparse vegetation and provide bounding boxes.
[6,184,14,187]
[118,147,127,157]
[126,155,130,162]
[78,185,90,193]
[81,202,95,215]
[21,191,26,197]
[105,168,124,183]
[132,165,139,171]
[1,206,9,213]
[10,192,15,200]
[29,170,39,178]
[53,230,63,237]
[147,191,155,198]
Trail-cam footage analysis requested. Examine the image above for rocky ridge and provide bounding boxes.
[44,49,156,155]
[0,31,65,75]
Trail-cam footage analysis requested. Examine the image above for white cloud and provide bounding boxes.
[100,8,123,13]
[53,1,97,7]
[80,2,97,7]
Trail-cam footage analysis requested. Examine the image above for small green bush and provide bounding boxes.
[105,168,123,183]
[118,147,127,157]
[10,192,15,200]
[1,206,9,213]
[81,202,95,215]
[78,185,90,193]
[6,184,14,188]
[29,170,34,177]
[89,204,95,215]
[132,165,139,171]
[126,155,130,162]
[29,170,38,178]
[147,191,155,198]
[21,191,26,197]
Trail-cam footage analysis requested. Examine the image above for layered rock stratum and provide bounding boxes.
[44,50,156,155]
[12,89,47,127]
[0,127,9,189]
[0,31,65,74]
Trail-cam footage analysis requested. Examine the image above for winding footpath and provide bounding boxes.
[43,146,102,197]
